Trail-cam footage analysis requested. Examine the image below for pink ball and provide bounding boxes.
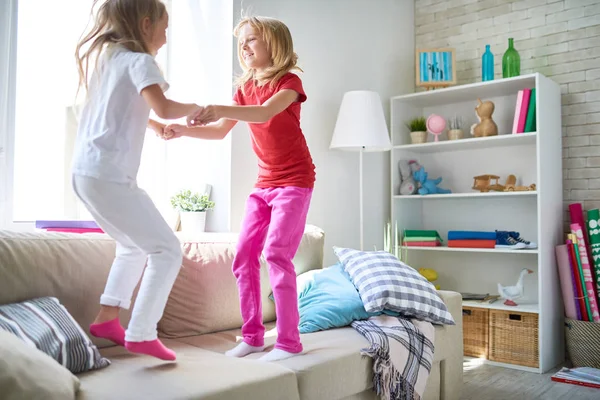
[426,114,446,134]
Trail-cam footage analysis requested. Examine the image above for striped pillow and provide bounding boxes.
[0,297,110,373]
[333,247,455,326]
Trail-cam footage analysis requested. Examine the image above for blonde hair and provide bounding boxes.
[75,0,166,95]
[233,16,302,93]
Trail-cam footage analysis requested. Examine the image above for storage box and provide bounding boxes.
[463,306,489,358]
[489,309,539,368]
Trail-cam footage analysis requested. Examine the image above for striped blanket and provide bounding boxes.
[351,315,435,400]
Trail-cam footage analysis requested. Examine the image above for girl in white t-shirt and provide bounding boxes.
[72,0,200,361]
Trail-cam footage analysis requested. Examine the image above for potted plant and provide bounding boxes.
[406,116,427,144]
[447,115,464,140]
[170,189,215,233]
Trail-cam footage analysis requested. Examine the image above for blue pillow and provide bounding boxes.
[295,263,373,333]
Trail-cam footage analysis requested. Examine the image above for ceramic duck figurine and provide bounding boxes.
[498,268,533,306]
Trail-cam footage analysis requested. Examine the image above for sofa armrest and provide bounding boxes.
[437,290,463,400]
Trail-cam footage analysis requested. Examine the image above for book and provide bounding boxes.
[512,90,523,134]
[524,88,536,133]
[43,228,104,234]
[551,367,600,389]
[517,88,531,133]
[35,220,99,229]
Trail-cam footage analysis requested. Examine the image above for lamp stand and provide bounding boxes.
[359,146,364,251]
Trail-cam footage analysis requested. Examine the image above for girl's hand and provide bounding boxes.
[148,120,166,137]
[189,105,220,126]
[186,105,205,127]
[163,124,186,140]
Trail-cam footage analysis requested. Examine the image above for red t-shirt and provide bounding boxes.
[233,73,316,189]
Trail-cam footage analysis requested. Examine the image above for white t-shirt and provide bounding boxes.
[71,45,169,183]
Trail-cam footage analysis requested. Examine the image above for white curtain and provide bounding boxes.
[140,0,233,231]
[9,0,233,231]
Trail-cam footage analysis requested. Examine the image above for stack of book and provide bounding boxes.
[35,220,104,234]
[447,230,496,249]
[512,87,536,134]
[551,367,600,389]
[402,230,443,247]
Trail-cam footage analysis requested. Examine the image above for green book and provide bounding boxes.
[524,88,536,133]
[403,230,441,239]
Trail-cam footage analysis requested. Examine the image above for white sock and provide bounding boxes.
[225,342,265,358]
[258,348,300,362]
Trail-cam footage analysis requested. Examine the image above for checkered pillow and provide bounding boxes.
[333,247,454,325]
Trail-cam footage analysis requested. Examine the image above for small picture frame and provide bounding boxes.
[416,48,457,90]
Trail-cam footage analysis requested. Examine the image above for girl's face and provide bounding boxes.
[143,11,168,56]
[238,24,270,70]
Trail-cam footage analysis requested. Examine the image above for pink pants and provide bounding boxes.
[233,186,312,353]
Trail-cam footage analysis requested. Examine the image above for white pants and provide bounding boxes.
[72,175,182,342]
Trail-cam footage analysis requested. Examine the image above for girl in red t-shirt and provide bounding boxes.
[164,16,315,361]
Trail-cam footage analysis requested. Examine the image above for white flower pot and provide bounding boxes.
[179,211,207,233]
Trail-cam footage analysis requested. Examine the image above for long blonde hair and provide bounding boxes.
[75,0,166,95]
[233,16,302,93]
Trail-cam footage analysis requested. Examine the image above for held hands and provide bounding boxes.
[162,124,187,140]
[187,105,220,127]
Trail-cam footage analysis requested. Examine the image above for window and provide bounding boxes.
[6,0,233,231]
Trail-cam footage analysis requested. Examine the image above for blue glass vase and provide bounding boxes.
[482,44,494,81]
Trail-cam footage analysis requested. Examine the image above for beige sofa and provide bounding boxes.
[0,226,463,400]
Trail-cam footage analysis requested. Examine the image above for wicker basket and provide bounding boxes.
[448,129,464,140]
[463,307,489,358]
[410,131,428,144]
[489,310,539,368]
[565,318,600,368]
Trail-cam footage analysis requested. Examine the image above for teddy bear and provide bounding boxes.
[412,162,452,195]
[470,98,498,137]
[398,159,418,195]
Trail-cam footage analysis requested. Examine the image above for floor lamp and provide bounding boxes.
[329,91,392,251]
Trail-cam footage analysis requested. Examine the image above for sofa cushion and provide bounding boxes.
[334,247,455,326]
[77,339,299,400]
[0,330,81,400]
[0,297,110,373]
[158,225,325,338]
[0,230,135,349]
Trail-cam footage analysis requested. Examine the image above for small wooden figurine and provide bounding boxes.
[470,98,498,137]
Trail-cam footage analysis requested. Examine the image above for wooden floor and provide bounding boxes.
[462,359,599,399]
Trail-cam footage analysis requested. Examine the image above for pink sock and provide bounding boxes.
[89,318,125,346]
[125,339,176,361]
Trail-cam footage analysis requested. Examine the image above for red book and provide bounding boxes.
[447,239,496,248]
[44,228,104,234]
[551,376,600,389]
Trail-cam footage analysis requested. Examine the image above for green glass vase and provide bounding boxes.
[502,38,520,78]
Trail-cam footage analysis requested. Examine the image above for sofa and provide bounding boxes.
[0,226,463,400]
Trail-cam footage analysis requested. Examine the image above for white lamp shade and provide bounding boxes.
[329,90,391,152]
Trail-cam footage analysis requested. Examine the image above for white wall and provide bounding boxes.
[231,0,415,265]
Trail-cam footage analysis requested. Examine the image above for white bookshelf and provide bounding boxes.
[390,73,563,373]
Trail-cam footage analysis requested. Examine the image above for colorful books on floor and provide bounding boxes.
[403,230,442,247]
[35,220,104,234]
[447,231,496,249]
[551,367,600,389]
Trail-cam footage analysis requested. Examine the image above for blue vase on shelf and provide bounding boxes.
[482,44,494,81]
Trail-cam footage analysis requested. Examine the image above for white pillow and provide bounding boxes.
[334,247,455,325]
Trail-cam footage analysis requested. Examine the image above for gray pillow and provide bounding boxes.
[333,247,455,325]
[0,297,110,373]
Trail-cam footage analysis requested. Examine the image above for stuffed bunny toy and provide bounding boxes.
[398,159,418,195]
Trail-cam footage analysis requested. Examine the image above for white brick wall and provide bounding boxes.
[415,0,600,228]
